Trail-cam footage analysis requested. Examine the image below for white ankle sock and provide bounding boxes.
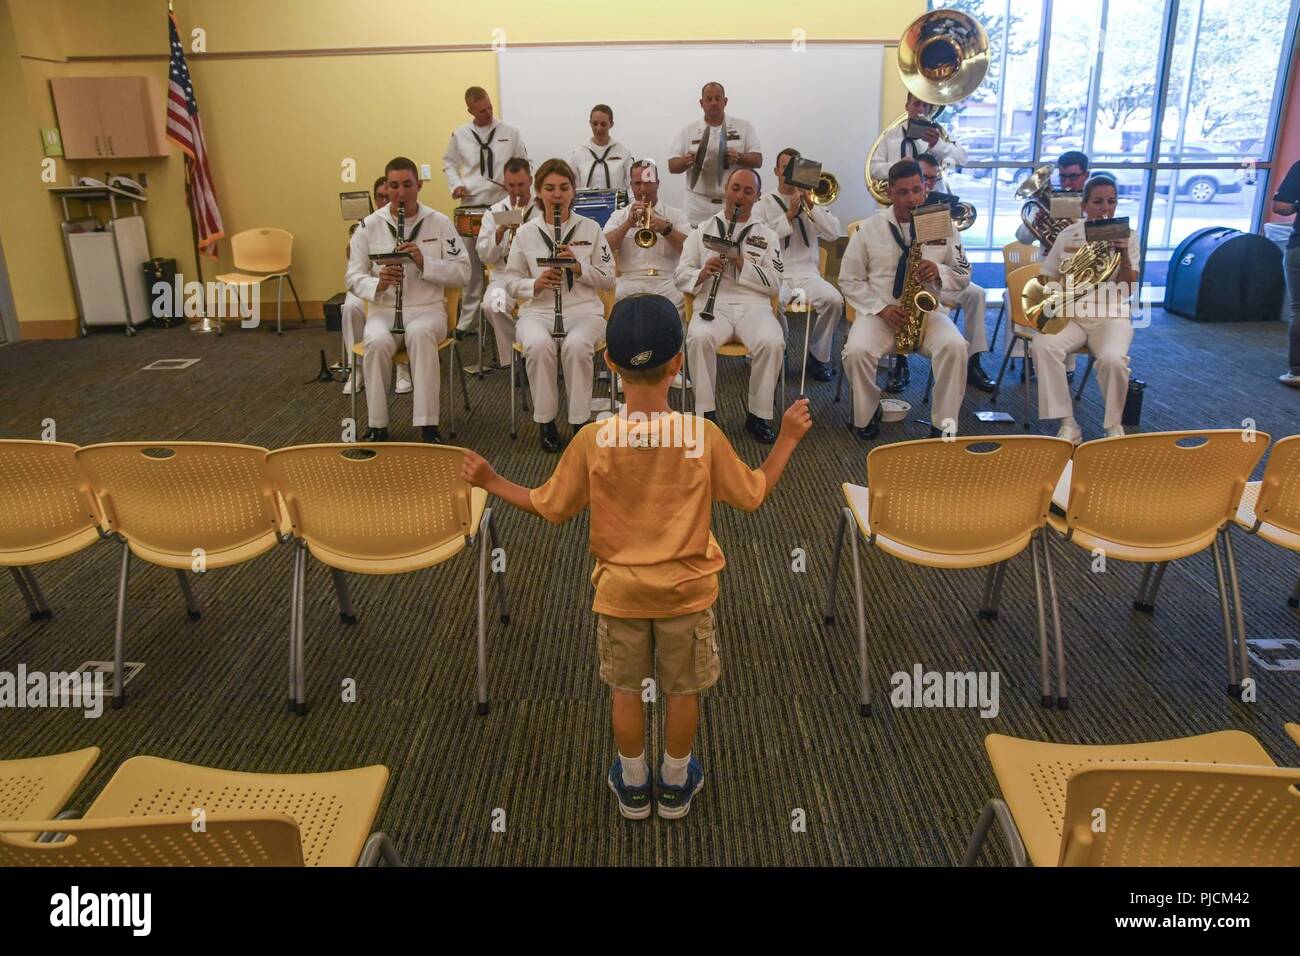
[662,751,691,786]
[620,751,648,787]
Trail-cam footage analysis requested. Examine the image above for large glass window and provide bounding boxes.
[928,0,1299,274]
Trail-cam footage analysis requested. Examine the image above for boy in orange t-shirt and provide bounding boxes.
[462,294,811,819]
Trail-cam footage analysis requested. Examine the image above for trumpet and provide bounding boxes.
[865,9,989,205]
[633,202,658,248]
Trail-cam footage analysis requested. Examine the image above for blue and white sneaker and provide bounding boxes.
[607,758,652,820]
[656,755,705,819]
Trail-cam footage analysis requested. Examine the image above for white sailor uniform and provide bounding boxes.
[670,115,761,226]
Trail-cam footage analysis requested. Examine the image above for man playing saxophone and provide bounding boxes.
[840,160,970,440]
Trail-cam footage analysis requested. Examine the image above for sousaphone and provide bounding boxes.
[866,9,990,205]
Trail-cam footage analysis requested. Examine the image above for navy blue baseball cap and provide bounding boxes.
[606,294,683,371]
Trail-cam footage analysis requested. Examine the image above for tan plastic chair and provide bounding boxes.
[508,286,616,441]
[265,443,506,716]
[987,263,1092,428]
[824,435,1074,714]
[73,442,306,709]
[988,241,1043,357]
[1048,430,1271,700]
[1287,723,1299,747]
[0,747,100,823]
[1233,434,1300,608]
[0,440,104,624]
[214,227,305,334]
[348,288,469,439]
[0,755,399,866]
[965,731,1300,866]
[682,292,787,418]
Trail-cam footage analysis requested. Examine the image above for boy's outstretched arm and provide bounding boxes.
[758,398,812,498]
[462,449,542,517]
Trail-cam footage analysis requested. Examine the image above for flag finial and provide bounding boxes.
[168,0,174,11]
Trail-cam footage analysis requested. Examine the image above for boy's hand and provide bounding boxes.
[781,398,812,442]
[461,449,497,488]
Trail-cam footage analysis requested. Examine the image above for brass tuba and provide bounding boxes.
[1016,164,1072,247]
[1021,240,1122,335]
[866,9,990,205]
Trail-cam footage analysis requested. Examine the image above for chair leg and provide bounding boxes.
[849,518,871,717]
[1289,575,1300,609]
[1023,351,1034,432]
[475,516,490,716]
[174,568,201,621]
[988,302,1006,359]
[486,507,510,625]
[978,561,1005,620]
[357,831,405,867]
[10,566,50,621]
[456,342,471,412]
[962,798,1028,867]
[330,567,356,624]
[113,540,131,708]
[293,543,308,715]
[1073,354,1094,401]
[1029,534,1052,707]
[989,340,1015,406]
[924,368,934,406]
[509,352,517,439]
[823,508,849,625]
[350,350,358,437]
[286,273,306,327]
[1210,533,1241,698]
[275,276,284,336]
[1040,528,1068,709]
[1221,528,1252,701]
[1134,562,1167,614]
[288,544,300,714]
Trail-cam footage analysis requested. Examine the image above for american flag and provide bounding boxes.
[166,11,224,257]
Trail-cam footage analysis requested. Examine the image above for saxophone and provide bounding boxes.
[894,239,938,355]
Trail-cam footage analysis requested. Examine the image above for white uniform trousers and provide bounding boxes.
[942,283,988,356]
[456,240,485,332]
[362,306,445,428]
[683,193,725,227]
[345,293,409,387]
[1029,317,1132,428]
[843,311,968,431]
[781,273,843,364]
[516,307,606,425]
[686,297,784,420]
[482,279,517,367]
[615,275,684,318]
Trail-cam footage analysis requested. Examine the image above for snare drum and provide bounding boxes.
[572,189,628,227]
[454,205,489,239]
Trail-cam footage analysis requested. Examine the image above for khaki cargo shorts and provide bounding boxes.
[595,606,720,695]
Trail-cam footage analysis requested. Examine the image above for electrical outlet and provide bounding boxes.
[420,163,432,180]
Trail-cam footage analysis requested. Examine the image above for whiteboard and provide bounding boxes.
[497,43,884,234]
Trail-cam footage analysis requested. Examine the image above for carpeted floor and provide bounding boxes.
[1,306,1297,866]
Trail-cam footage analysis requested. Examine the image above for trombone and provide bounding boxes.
[866,9,989,205]
[800,172,840,215]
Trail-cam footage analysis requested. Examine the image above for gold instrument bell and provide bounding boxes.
[634,203,658,248]
[1016,164,1074,247]
[1021,241,1122,335]
[866,9,990,205]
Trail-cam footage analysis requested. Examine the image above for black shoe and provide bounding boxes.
[539,420,561,453]
[1065,369,1075,383]
[855,405,883,441]
[421,425,443,444]
[883,355,911,393]
[453,328,477,341]
[967,354,995,393]
[806,356,834,383]
[362,427,389,442]
[701,410,719,425]
[745,413,776,445]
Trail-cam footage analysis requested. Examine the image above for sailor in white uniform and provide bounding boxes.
[570,104,633,193]
[869,92,968,183]
[604,160,690,312]
[477,157,537,368]
[504,159,616,453]
[1029,176,1140,444]
[754,148,843,384]
[342,176,412,396]
[442,86,528,334]
[346,158,470,443]
[668,82,762,226]
[674,168,785,444]
[839,159,971,440]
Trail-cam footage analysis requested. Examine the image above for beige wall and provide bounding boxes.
[3,0,922,336]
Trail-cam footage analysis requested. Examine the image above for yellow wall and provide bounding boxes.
[4,0,922,334]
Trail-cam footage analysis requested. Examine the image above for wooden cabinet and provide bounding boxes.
[51,76,168,159]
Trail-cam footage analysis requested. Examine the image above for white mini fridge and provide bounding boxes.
[62,216,151,335]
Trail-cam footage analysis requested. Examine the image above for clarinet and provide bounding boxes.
[551,202,566,339]
[392,203,406,338]
[698,202,741,321]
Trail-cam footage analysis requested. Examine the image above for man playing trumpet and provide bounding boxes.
[755,148,844,383]
[604,160,690,312]
[840,160,970,440]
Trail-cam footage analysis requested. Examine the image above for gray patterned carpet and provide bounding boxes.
[1,305,1297,866]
